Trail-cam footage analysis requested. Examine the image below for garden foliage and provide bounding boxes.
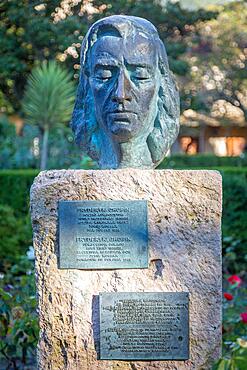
[0,115,97,171]
[0,161,246,273]
[0,0,218,114]
[0,161,246,367]
[0,254,38,369]
[22,61,75,170]
[223,173,247,274]
[0,0,246,367]
[213,276,247,370]
[160,155,247,275]
[0,204,32,271]
[159,153,247,169]
[0,170,38,215]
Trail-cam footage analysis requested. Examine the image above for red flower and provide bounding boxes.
[240,312,247,324]
[227,275,242,286]
[223,292,233,301]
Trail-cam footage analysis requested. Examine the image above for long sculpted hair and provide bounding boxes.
[71,15,180,168]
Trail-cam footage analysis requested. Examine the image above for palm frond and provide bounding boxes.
[23,61,75,128]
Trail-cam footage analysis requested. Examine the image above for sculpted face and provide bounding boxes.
[89,33,160,142]
[71,16,180,169]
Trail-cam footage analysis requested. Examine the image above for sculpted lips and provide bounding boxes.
[108,111,137,123]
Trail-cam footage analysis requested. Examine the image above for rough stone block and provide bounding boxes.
[30,169,222,370]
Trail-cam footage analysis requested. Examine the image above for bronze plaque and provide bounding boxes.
[59,200,148,269]
[100,292,189,360]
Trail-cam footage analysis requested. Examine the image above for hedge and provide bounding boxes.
[0,170,37,268]
[0,204,32,269]
[0,169,38,215]
[0,165,246,215]
[158,153,247,169]
[0,165,246,273]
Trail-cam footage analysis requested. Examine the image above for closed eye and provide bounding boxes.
[130,67,152,82]
[133,74,150,80]
[131,73,152,82]
[95,71,112,81]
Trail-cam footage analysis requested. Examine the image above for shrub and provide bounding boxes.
[158,157,247,274]
[0,205,32,270]
[222,172,247,274]
[0,115,39,170]
[0,115,18,169]
[0,114,97,171]
[0,170,36,269]
[0,170,38,216]
[158,153,247,169]
[0,254,38,368]
[47,126,97,170]
[0,165,246,274]
[213,275,247,369]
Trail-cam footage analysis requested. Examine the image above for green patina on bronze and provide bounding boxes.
[59,200,148,269]
[99,292,189,360]
[71,15,180,169]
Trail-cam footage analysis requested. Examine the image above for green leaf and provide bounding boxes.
[22,60,75,128]
[0,287,12,300]
[214,358,232,370]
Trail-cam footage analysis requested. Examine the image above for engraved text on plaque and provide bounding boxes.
[59,200,148,269]
[100,292,189,360]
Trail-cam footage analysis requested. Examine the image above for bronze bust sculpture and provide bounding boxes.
[71,15,180,169]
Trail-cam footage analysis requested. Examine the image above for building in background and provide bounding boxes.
[5,99,247,158]
[172,101,247,156]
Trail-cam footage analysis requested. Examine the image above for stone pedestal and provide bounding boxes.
[30,169,222,370]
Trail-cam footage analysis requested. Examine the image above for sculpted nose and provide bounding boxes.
[112,71,132,103]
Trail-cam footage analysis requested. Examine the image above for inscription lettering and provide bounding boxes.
[77,207,130,233]
[59,200,148,269]
[100,292,189,360]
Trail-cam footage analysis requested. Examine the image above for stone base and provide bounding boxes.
[30,169,222,370]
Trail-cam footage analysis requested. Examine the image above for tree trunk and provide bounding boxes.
[40,127,49,170]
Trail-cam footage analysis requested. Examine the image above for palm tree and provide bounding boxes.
[23,61,75,170]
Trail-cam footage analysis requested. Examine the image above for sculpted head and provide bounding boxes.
[71,15,180,169]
